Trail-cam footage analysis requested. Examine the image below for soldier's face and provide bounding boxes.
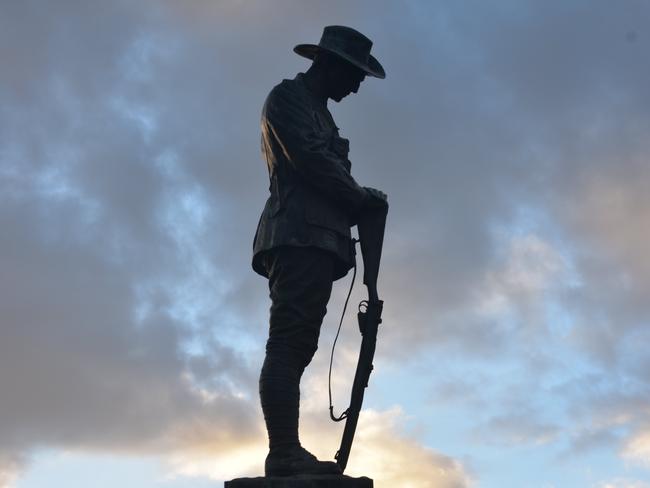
[328,61,366,102]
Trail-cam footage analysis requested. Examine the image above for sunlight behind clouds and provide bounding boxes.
[623,430,650,468]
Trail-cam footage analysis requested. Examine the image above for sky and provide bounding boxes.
[1,1,649,487]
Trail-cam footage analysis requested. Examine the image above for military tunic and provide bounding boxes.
[252,73,368,281]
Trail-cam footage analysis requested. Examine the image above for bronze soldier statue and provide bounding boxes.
[252,25,388,477]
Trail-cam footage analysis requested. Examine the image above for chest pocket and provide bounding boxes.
[313,109,333,131]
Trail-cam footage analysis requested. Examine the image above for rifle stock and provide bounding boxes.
[335,205,388,471]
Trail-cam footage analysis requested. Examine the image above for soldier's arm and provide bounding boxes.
[262,85,370,212]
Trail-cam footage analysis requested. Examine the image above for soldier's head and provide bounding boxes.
[310,51,367,102]
[294,26,385,102]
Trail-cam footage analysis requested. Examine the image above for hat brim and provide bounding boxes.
[294,44,386,79]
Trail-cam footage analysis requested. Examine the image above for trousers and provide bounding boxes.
[259,246,335,450]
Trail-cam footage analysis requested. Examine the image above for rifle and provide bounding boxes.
[332,204,388,472]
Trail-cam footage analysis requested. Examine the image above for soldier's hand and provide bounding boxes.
[363,187,388,208]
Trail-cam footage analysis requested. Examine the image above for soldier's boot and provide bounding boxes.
[265,444,342,477]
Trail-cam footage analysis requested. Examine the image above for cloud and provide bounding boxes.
[472,412,559,447]
[1,1,266,476]
[3,0,650,486]
[596,481,650,488]
[0,453,26,488]
[339,409,472,488]
[160,341,473,485]
[622,429,650,468]
[0,185,262,454]
[166,407,472,488]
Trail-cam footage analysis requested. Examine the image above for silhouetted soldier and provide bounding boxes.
[252,26,387,477]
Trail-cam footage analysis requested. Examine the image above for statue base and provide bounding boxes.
[225,474,373,488]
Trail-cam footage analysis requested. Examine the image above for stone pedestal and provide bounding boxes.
[225,474,373,488]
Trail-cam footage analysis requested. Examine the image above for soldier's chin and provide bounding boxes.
[332,92,348,103]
